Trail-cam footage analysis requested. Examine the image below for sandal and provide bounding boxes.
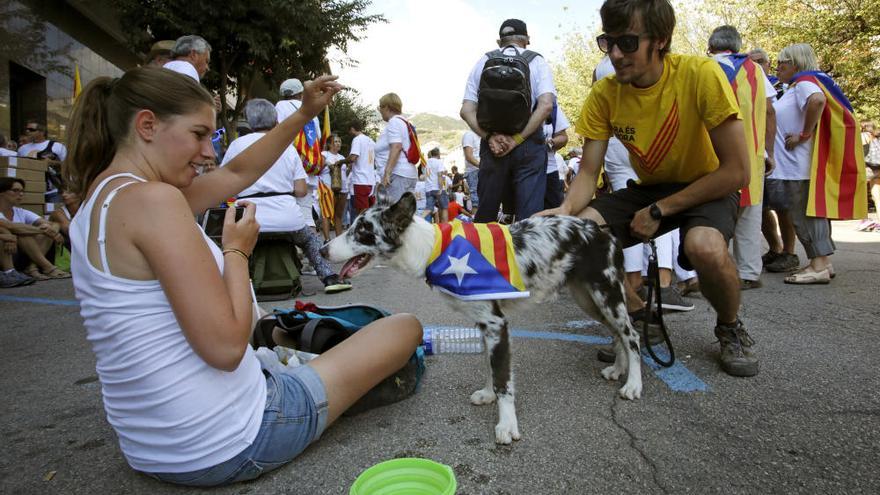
[784,268,831,285]
[24,267,50,281]
[41,267,72,279]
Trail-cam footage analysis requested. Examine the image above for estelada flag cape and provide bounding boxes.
[426,220,529,301]
[791,71,867,219]
[295,118,324,175]
[718,53,767,207]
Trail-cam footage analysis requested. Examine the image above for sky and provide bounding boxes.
[328,0,604,118]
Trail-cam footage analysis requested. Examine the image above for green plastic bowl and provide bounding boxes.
[350,458,457,495]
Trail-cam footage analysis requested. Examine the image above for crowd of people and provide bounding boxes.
[0,0,876,487]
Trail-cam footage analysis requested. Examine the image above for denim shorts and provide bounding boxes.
[425,190,449,211]
[146,365,329,487]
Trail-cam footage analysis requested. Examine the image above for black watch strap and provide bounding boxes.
[649,203,663,220]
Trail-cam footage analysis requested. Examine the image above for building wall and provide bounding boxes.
[0,0,134,147]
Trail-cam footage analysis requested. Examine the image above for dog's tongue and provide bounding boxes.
[340,254,371,279]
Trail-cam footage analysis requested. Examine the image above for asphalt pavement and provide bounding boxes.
[1,220,879,494]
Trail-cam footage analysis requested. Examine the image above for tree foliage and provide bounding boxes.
[328,89,380,154]
[112,0,384,139]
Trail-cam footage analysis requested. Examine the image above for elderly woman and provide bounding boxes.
[222,99,351,294]
[772,43,834,284]
[375,93,418,203]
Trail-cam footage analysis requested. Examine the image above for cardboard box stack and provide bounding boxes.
[0,156,49,217]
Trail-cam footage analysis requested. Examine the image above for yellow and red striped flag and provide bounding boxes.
[718,54,767,207]
[426,220,529,300]
[320,106,331,150]
[792,71,867,219]
[317,180,335,220]
[73,64,82,101]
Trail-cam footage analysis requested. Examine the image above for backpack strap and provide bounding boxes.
[520,50,541,64]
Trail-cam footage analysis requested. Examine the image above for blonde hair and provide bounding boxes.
[379,93,402,114]
[778,43,819,72]
[63,67,213,195]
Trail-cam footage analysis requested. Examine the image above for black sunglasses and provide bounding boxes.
[596,33,644,54]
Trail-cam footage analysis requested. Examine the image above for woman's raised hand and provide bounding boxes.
[299,75,344,119]
[221,201,260,255]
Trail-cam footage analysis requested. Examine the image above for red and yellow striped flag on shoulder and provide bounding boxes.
[718,54,767,207]
[426,220,529,300]
[792,71,867,219]
[317,180,335,220]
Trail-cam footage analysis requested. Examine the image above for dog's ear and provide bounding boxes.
[381,192,417,232]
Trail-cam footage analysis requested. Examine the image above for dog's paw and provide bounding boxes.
[470,388,497,405]
[618,381,642,400]
[601,365,625,381]
[494,420,521,444]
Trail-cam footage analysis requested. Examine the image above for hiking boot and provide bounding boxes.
[675,278,701,298]
[322,275,352,294]
[596,308,665,363]
[765,253,799,273]
[714,319,758,377]
[659,286,694,311]
[761,250,782,265]
[739,278,763,290]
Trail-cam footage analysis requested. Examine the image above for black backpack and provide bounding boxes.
[477,47,540,135]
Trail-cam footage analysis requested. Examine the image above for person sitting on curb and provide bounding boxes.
[0,177,69,281]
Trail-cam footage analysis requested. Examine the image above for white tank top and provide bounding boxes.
[70,173,265,473]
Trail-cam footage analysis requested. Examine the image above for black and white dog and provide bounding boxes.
[321,193,642,444]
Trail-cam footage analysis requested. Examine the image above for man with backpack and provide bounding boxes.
[460,18,557,222]
[18,121,66,162]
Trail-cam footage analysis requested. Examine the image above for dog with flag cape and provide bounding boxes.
[321,192,644,445]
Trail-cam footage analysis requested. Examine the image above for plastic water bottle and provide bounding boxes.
[422,327,483,355]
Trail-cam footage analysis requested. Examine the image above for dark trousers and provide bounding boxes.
[544,171,564,210]
[475,131,547,223]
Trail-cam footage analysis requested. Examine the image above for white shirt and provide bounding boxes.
[0,147,16,157]
[461,131,481,173]
[568,157,581,177]
[70,174,264,473]
[554,153,567,179]
[771,81,822,180]
[18,140,67,161]
[1,206,41,224]
[375,116,416,179]
[414,181,427,210]
[544,105,571,173]
[348,133,376,186]
[163,60,199,82]
[463,45,557,108]
[425,157,445,192]
[221,132,308,232]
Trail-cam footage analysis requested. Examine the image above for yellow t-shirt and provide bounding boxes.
[576,54,741,184]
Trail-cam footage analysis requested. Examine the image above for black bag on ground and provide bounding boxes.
[477,48,540,135]
[252,303,425,416]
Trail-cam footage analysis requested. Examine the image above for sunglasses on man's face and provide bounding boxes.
[596,33,644,54]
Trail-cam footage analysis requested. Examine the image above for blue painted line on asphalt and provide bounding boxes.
[426,325,709,394]
[0,295,80,307]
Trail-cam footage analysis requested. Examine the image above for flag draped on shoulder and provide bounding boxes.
[295,117,324,175]
[317,180,334,220]
[791,71,867,219]
[426,220,529,301]
[718,54,767,207]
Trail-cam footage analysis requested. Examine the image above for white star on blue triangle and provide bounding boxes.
[441,253,478,285]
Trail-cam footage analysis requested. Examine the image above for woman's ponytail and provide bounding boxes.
[63,77,117,196]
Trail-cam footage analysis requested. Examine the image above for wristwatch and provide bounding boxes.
[649,203,663,220]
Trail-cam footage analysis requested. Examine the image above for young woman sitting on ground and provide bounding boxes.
[64,67,422,487]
